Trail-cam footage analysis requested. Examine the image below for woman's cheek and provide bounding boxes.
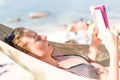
[36,42,46,51]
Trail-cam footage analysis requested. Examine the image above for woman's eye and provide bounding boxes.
[38,37,40,40]
[37,36,41,41]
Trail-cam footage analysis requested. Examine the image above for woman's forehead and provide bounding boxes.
[23,29,36,36]
[21,29,36,43]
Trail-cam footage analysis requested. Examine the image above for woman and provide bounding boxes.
[4,27,119,80]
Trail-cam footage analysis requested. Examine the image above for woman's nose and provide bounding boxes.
[41,35,47,41]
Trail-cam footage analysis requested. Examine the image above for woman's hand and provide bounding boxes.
[98,27,118,54]
[91,27,101,48]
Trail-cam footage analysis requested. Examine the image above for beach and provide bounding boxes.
[0,0,120,33]
[0,0,120,44]
[0,0,120,79]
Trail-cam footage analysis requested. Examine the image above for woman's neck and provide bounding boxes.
[41,56,58,67]
[51,49,63,57]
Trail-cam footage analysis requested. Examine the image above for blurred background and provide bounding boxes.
[0,0,120,39]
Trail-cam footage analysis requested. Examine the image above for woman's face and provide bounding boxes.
[21,29,53,58]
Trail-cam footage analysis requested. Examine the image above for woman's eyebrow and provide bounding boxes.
[33,33,39,41]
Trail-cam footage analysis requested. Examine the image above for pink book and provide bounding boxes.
[95,5,110,29]
[90,5,110,32]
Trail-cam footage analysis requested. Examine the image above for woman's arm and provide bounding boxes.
[87,28,101,62]
[98,27,119,80]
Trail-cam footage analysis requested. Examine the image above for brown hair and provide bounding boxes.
[11,27,30,54]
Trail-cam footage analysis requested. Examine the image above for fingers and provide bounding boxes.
[97,26,117,46]
[92,26,118,48]
[92,27,98,36]
[111,26,119,48]
[91,27,101,46]
[111,26,118,37]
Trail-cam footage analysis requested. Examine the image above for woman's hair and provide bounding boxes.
[4,27,30,54]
